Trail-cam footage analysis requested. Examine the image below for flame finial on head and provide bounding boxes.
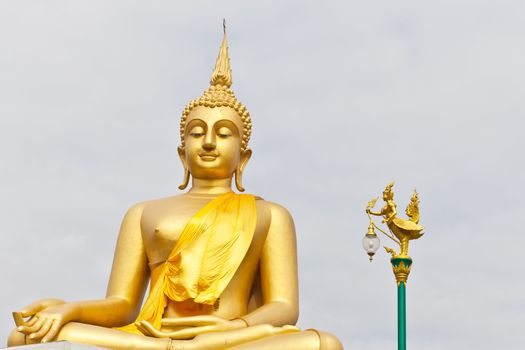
[210,19,232,87]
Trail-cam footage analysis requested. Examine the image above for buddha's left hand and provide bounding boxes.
[136,315,246,339]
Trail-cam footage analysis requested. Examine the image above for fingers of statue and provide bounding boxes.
[157,325,216,340]
[19,302,44,318]
[136,317,240,340]
[136,320,218,340]
[135,321,165,338]
[12,312,27,327]
[161,315,225,327]
[280,325,300,333]
[18,316,44,335]
[28,315,65,342]
[30,318,53,340]
[16,303,77,343]
[41,319,61,343]
[26,316,39,327]
[17,315,38,330]
[135,321,151,337]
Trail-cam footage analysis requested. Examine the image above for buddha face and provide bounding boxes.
[179,106,251,181]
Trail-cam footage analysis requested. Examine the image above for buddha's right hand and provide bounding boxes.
[13,298,65,326]
[15,300,81,343]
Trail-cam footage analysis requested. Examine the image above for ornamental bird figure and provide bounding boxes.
[366,182,424,257]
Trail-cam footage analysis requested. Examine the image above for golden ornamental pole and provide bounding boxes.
[362,182,425,350]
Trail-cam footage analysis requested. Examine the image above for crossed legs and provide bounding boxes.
[8,323,343,350]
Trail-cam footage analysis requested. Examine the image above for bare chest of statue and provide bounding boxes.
[139,194,269,320]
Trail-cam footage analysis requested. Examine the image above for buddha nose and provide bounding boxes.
[202,131,216,150]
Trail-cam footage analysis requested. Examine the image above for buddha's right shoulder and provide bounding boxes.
[124,195,185,214]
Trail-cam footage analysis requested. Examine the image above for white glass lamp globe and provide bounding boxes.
[362,224,380,261]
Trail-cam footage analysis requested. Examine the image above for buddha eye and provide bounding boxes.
[217,127,233,138]
[189,126,205,138]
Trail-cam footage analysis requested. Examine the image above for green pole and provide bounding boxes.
[398,282,406,350]
[391,256,411,350]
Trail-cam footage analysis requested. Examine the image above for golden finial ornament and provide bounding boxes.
[364,182,426,284]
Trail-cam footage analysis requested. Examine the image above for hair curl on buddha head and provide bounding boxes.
[179,25,252,151]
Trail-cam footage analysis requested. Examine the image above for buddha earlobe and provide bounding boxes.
[235,168,245,192]
[179,168,190,190]
[177,146,190,190]
[235,149,252,192]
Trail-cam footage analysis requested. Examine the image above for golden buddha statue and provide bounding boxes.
[8,25,343,350]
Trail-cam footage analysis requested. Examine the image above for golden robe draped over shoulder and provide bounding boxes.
[119,192,257,334]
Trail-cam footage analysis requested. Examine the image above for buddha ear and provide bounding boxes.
[235,148,252,192]
[177,146,190,190]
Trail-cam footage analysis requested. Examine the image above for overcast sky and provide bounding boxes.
[1,1,524,349]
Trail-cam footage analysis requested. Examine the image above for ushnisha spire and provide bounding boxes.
[179,21,252,152]
[210,20,232,88]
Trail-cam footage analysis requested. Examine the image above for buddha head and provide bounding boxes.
[177,25,252,192]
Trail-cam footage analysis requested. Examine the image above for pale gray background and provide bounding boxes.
[1,0,524,349]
